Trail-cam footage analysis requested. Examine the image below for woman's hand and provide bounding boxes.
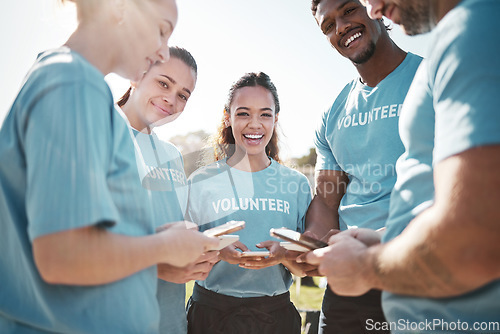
[219,241,248,264]
[239,240,286,270]
[158,251,220,283]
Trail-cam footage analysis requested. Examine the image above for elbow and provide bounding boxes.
[33,250,64,284]
[33,239,70,285]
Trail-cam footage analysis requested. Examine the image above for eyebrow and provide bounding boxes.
[320,0,355,31]
[159,74,192,95]
[235,107,274,112]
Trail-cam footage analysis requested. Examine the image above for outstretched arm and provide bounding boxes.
[33,221,219,286]
[306,146,500,297]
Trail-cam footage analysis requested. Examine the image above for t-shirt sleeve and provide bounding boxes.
[314,107,342,171]
[25,81,120,240]
[432,18,500,163]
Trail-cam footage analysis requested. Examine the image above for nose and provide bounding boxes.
[157,43,170,63]
[336,17,351,36]
[363,0,384,20]
[248,115,262,128]
[162,93,175,108]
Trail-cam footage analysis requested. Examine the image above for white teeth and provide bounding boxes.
[345,32,362,47]
[244,134,263,139]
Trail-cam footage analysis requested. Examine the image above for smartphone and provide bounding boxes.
[240,251,270,258]
[270,228,328,250]
[279,241,310,253]
[203,220,245,237]
[207,235,240,251]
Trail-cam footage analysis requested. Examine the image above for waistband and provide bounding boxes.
[192,283,291,312]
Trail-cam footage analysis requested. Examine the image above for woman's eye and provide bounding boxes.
[262,113,273,118]
[236,112,249,117]
[179,94,188,101]
[159,81,168,88]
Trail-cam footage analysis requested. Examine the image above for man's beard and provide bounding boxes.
[399,0,435,35]
[350,41,376,65]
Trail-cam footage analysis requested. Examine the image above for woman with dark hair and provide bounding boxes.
[186,72,312,334]
[118,46,219,334]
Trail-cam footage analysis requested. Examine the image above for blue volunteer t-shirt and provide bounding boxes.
[0,48,159,333]
[383,0,500,332]
[315,52,422,231]
[132,129,188,334]
[187,159,312,297]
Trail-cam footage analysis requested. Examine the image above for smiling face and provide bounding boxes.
[361,0,434,35]
[119,0,178,81]
[127,57,196,131]
[226,86,278,160]
[315,0,385,64]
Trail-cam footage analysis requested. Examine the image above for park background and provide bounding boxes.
[0,0,430,165]
[0,1,432,332]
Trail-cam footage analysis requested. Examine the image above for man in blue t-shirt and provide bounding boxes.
[305,0,500,332]
[301,0,422,333]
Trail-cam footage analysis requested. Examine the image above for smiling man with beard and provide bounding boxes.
[303,0,500,333]
[291,0,423,333]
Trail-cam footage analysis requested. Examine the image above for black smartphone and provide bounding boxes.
[203,220,245,237]
[270,228,328,250]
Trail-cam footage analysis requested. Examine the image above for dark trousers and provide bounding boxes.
[319,287,389,334]
[187,283,301,334]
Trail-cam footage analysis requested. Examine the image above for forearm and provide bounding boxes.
[306,170,347,238]
[368,207,500,297]
[367,147,500,297]
[305,195,340,237]
[34,225,167,285]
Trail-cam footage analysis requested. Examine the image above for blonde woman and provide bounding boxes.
[0,1,217,333]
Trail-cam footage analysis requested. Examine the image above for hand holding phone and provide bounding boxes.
[270,228,328,251]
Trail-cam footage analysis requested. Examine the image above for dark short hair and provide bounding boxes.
[311,0,391,31]
[311,0,321,15]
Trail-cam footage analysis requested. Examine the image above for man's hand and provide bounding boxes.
[302,231,376,296]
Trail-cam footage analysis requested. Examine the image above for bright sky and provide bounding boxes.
[0,0,431,160]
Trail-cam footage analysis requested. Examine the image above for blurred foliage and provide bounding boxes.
[294,147,317,167]
[168,130,212,177]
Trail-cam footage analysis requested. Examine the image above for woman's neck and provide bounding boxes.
[227,151,270,172]
[120,103,152,134]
